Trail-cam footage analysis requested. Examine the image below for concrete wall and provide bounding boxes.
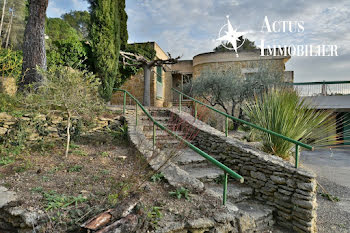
[169,109,318,233]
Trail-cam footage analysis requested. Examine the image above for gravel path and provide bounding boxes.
[301,147,350,233]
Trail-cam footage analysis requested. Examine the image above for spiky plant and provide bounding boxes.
[243,88,347,159]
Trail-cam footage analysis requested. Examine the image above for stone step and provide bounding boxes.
[235,201,275,233]
[143,123,180,131]
[140,116,170,122]
[149,110,170,117]
[172,149,207,165]
[205,183,253,203]
[143,130,185,138]
[182,165,223,182]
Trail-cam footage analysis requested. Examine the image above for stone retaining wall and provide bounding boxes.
[0,112,117,142]
[169,109,317,233]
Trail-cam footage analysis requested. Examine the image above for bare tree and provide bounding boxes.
[19,0,48,90]
[0,0,6,41]
[4,5,13,48]
[120,51,180,106]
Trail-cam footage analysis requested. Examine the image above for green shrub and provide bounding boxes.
[243,89,341,159]
[0,93,20,113]
[0,48,22,80]
[47,39,91,70]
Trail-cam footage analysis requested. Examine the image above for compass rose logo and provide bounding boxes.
[217,15,247,56]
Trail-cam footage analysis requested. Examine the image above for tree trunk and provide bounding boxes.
[19,0,48,90]
[65,111,71,158]
[5,7,13,48]
[233,107,243,131]
[143,64,151,106]
[0,0,6,40]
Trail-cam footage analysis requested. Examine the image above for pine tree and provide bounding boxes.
[19,0,48,90]
[88,0,127,101]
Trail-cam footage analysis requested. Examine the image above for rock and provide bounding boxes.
[0,186,17,208]
[20,117,31,121]
[0,127,7,135]
[0,112,14,121]
[46,126,58,132]
[237,214,256,232]
[28,133,40,141]
[270,175,286,184]
[291,198,316,210]
[250,171,267,182]
[187,218,215,229]
[297,181,316,192]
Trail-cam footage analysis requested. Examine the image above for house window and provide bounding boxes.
[156,66,163,98]
[157,66,162,83]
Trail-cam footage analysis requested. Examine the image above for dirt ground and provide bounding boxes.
[0,126,225,232]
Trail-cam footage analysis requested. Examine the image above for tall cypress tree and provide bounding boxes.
[88,0,126,101]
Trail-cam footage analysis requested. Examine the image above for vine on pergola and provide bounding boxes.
[120,51,180,106]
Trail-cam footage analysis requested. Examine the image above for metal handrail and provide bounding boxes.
[171,88,314,168]
[291,81,350,85]
[114,88,243,205]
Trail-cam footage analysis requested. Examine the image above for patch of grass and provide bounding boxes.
[31,140,56,153]
[0,156,15,166]
[147,206,163,228]
[108,193,119,205]
[169,187,190,200]
[71,150,87,157]
[100,151,110,157]
[69,143,80,149]
[31,186,43,193]
[150,172,165,183]
[42,176,50,182]
[101,169,110,175]
[68,165,83,172]
[14,160,33,173]
[43,190,87,211]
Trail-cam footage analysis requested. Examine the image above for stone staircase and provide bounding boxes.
[139,108,277,232]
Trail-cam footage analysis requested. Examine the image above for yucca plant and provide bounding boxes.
[243,88,347,159]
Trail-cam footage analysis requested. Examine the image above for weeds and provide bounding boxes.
[214,174,225,184]
[68,165,83,172]
[169,187,190,200]
[150,172,165,183]
[147,206,163,228]
[43,190,87,211]
[0,156,15,166]
[72,149,87,156]
[110,123,128,140]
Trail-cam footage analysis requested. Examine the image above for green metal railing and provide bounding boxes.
[114,89,243,205]
[172,88,314,168]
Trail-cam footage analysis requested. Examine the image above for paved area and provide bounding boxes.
[301,146,350,233]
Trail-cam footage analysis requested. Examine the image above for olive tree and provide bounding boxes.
[186,61,284,130]
[25,67,104,157]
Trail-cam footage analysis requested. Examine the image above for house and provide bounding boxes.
[111,42,293,107]
[294,81,350,145]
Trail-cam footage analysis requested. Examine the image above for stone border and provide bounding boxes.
[0,186,46,233]
[168,108,318,233]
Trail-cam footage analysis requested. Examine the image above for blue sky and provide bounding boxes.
[47,0,350,82]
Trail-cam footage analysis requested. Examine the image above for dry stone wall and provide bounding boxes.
[0,112,119,142]
[169,109,317,233]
